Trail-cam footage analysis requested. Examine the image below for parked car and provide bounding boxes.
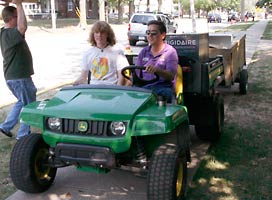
[127,12,177,46]
[245,12,255,21]
[207,13,222,23]
[228,12,240,22]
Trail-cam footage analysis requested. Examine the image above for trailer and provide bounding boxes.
[165,33,224,142]
[209,33,248,94]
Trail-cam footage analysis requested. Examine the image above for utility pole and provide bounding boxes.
[190,0,196,32]
[50,0,56,31]
[241,0,245,21]
[99,0,105,21]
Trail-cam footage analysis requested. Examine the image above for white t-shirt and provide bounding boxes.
[81,45,129,85]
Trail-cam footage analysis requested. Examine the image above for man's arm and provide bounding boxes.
[145,65,175,81]
[13,0,27,35]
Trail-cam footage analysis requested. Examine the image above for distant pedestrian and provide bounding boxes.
[0,0,37,140]
[265,11,268,19]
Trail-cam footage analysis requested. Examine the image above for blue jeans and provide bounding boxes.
[143,85,174,103]
[0,78,37,140]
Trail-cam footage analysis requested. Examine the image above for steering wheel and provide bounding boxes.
[121,65,160,87]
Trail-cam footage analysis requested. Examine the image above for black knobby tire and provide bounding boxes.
[195,94,224,142]
[147,144,187,200]
[10,133,57,193]
[239,69,248,95]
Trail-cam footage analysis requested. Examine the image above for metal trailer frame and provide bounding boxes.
[209,33,247,87]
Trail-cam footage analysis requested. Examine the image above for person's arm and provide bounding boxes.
[73,70,89,85]
[12,0,27,35]
[117,70,127,85]
[145,65,175,81]
[116,48,131,85]
[145,47,178,81]
[136,47,174,80]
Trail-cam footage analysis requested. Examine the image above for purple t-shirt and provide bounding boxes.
[136,43,178,88]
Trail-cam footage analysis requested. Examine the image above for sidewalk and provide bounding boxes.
[5,19,270,200]
[244,19,270,64]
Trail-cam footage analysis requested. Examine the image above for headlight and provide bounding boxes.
[110,121,126,136]
[47,117,62,131]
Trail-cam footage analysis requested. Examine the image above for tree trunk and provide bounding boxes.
[128,0,134,19]
[117,0,123,24]
[91,0,99,19]
[147,0,150,11]
[158,0,162,11]
[99,0,105,21]
[79,0,87,29]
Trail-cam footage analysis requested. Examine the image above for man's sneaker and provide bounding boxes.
[0,128,12,138]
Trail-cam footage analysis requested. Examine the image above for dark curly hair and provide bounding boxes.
[147,20,167,34]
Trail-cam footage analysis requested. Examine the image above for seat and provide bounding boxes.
[175,64,183,105]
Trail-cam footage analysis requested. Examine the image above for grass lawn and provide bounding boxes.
[262,20,272,39]
[186,20,272,200]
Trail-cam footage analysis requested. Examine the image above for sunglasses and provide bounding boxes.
[146,30,159,36]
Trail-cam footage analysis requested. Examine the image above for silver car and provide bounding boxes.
[127,12,177,46]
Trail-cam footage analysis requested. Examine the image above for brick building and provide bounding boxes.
[1,0,96,19]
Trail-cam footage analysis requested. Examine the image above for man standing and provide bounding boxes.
[0,0,37,140]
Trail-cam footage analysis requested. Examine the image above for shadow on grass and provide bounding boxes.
[187,123,271,200]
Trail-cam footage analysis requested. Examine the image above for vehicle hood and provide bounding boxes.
[24,85,155,121]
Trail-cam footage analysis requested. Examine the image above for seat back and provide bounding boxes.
[175,64,183,105]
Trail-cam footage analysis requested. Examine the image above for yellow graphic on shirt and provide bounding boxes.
[92,57,109,79]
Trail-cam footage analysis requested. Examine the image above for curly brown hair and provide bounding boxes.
[89,21,116,46]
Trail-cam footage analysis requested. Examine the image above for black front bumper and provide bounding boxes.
[54,143,116,168]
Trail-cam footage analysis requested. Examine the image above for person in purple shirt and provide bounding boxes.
[136,20,178,102]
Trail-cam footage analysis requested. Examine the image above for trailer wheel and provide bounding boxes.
[195,95,224,142]
[147,144,187,200]
[239,69,248,95]
[10,133,57,193]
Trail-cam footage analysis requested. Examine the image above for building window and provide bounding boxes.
[68,0,73,11]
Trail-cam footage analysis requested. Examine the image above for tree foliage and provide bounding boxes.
[176,0,240,14]
[195,0,215,14]
[256,0,272,8]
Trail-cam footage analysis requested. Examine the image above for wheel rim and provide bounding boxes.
[34,148,51,180]
[176,161,183,197]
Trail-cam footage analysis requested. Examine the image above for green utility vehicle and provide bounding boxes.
[10,32,247,199]
[10,66,191,200]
